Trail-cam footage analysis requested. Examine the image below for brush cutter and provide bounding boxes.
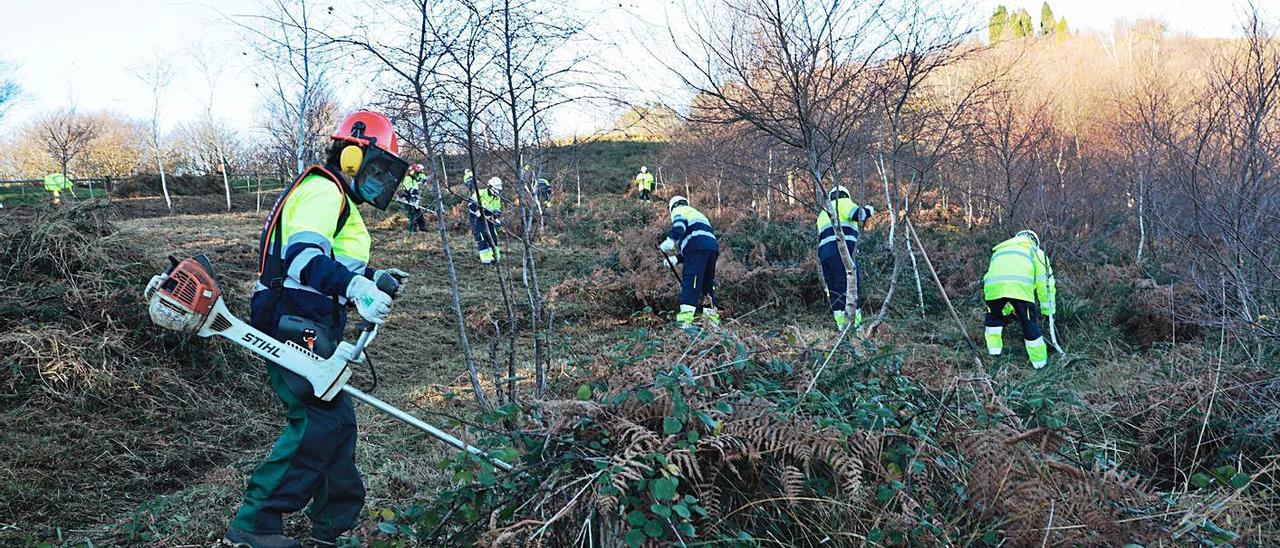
[394,197,437,216]
[144,254,513,471]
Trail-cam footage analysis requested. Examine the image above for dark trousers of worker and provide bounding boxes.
[679,249,718,309]
[638,188,651,200]
[471,216,499,258]
[231,364,365,541]
[984,298,1042,339]
[820,253,863,312]
[402,204,425,232]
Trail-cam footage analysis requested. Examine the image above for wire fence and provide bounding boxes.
[0,174,290,207]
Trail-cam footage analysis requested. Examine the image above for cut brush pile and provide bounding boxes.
[0,202,274,542]
[376,325,1192,547]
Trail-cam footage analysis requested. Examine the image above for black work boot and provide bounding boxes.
[222,527,301,548]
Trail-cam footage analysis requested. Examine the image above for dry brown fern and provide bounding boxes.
[953,422,1164,546]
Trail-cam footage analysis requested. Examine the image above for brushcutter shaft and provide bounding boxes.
[341,385,514,471]
[656,244,681,286]
[1048,314,1066,356]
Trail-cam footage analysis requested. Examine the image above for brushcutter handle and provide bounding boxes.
[375,271,402,298]
[351,321,378,359]
[347,271,403,359]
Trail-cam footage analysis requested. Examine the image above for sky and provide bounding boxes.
[1,0,263,130]
[0,0,1271,137]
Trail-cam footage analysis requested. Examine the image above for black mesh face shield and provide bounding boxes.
[353,145,409,211]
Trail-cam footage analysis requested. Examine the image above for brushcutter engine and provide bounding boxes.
[146,255,220,333]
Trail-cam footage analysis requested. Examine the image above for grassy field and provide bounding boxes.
[0,186,109,206]
[1,141,1276,546]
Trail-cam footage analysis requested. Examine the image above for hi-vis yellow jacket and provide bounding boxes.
[983,235,1056,314]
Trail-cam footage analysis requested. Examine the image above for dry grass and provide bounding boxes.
[0,202,278,543]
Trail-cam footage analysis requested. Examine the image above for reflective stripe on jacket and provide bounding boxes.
[982,235,1056,308]
[401,174,421,191]
[669,204,718,255]
[815,197,867,261]
[469,188,501,219]
[254,171,371,310]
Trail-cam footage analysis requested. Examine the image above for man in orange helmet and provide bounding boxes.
[223,111,411,548]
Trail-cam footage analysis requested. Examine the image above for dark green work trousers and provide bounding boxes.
[231,363,364,540]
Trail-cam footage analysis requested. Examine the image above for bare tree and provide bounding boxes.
[973,86,1050,225]
[490,0,585,398]
[330,0,496,410]
[38,108,100,194]
[190,42,236,210]
[0,60,18,123]
[1156,10,1280,339]
[132,54,177,212]
[237,0,335,175]
[437,0,499,187]
[860,1,978,330]
[262,85,342,179]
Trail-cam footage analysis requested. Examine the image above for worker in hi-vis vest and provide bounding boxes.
[660,195,720,329]
[43,172,73,205]
[982,229,1058,369]
[634,166,655,200]
[399,163,427,233]
[469,177,503,264]
[815,185,874,330]
[226,110,411,548]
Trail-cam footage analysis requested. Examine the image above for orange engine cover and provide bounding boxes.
[160,256,221,316]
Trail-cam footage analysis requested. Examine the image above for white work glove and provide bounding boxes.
[663,256,679,269]
[659,238,677,254]
[373,268,411,297]
[346,275,394,324]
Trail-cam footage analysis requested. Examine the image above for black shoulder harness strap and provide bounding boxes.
[256,165,352,307]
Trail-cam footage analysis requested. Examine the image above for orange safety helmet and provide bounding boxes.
[329,110,408,211]
[409,163,425,175]
[331,110,400,155]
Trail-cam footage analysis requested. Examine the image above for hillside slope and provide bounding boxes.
[0,141,1275,546]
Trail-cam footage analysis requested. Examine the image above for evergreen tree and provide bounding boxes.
[1040,2,1055,36]
[1055,17,1069,37]
[989,5,1008,44]
[1013,9,1034,38]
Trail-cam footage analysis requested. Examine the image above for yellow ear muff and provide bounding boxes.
[339,145,364,177]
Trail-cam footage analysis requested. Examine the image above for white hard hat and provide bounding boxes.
[668,195,688,211]
[828,185,850,200]
[640,166,648,173]
[1016,229,1040,247]
[487,177,503,190]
